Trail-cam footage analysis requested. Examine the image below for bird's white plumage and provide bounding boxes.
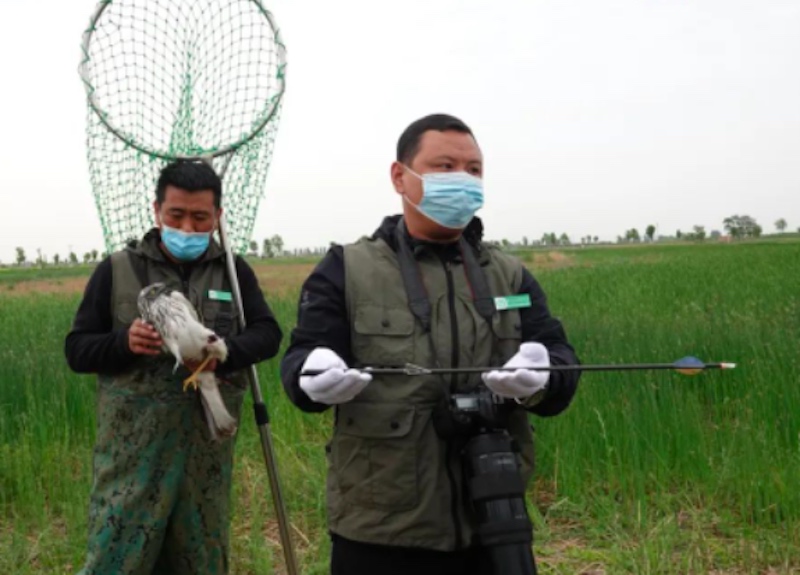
[137,282,236,440]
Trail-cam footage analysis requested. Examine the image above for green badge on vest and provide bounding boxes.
[494,294,531,311]
[208,289,233,302]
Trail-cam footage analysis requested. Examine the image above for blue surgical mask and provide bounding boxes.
[404,167,484,229]
[160,225,212,261]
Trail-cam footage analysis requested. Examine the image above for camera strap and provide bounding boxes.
[395,219,434,333]
[457,239,496,324]
[394,218,496,328]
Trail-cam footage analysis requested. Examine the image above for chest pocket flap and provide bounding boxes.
[352,306,415,366]
[338,402,414,438]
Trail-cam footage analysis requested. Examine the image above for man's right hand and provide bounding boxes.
[299,347,372,405]
[128,319,164,355]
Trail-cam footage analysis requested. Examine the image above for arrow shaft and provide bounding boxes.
[300,362,733,377]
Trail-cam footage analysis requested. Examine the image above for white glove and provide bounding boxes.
[299,347,372,405]
[481,342,550,399]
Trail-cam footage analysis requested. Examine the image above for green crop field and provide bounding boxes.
[1,240,798,574]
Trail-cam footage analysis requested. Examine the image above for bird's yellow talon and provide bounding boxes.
[182,376,200,392]
[182,355,213,392]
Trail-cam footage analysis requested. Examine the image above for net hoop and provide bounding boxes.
[78,0,287,161]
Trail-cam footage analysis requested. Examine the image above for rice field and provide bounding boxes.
[1,239,798,574]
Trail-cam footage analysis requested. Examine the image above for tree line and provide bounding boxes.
[502,215,793,248]
[5,215,796,266]
[9,234,292,267]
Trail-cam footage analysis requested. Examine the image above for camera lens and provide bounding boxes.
[463,431,537,575]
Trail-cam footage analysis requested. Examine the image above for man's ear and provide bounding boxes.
[153,201,162,226]
[390,161,406,196]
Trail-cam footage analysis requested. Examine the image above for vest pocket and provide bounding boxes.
[492,309,523,361]
[352,306,415,366]
[332,402,418,511]
[116,299,139,326]
[201,301,238,337]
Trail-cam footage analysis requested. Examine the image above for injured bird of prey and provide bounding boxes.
[137,282,237,441]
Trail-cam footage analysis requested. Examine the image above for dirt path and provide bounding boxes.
[0,263,314,298]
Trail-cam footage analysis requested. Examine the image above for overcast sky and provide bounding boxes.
[1,0,798,263]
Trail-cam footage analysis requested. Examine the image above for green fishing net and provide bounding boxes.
[80,0,286,255]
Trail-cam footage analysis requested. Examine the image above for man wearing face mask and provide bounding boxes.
[65,160,283,574]
[281,114,580,574]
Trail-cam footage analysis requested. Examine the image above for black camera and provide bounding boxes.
[434,387,514,438]
[434,388,538,575]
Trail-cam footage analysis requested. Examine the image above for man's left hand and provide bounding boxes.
[481,342,550,399]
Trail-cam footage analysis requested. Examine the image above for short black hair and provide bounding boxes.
[396,114,476,165]
[155,161,222,208]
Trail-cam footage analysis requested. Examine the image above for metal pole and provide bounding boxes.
[218,214,300,575]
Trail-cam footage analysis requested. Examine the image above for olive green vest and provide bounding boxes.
[101,233,247,402]
[328,229,535,551]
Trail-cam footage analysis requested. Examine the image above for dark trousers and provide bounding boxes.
[330,533,495,575]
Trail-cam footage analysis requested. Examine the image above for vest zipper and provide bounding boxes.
[443,259,464,549]
[180,266,190,297]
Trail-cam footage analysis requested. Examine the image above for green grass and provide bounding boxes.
[1,240,799,574]
[0,265,97,286]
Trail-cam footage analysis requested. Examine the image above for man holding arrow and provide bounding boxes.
[280,113,581,574]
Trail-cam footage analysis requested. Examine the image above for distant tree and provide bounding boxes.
[262,238,273,259]
[723,214,761,239]
[645,225,656,242]
[558,233,570,246]
[35,248,47,268]
[248,240,258,257]
[775,218,787,233]
[68,252,78,265]
[270,234,284,257]
[691,225,706,241]
[90,249,98,262]
[709,230,722,241]
[83,252,92,264]
[593,235,598,243]
[521,236,529,247]
[15,247,26,266]
[624,228,640,242]
[53,254,61,266]
[676,230,682,240]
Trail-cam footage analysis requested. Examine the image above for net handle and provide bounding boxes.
[78,0,287,161]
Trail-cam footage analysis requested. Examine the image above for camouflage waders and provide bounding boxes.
[79,236,246,574]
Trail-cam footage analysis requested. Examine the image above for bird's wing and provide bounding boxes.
[147,292,193,364]
[146,288,220,369]
[169,291,200,321]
